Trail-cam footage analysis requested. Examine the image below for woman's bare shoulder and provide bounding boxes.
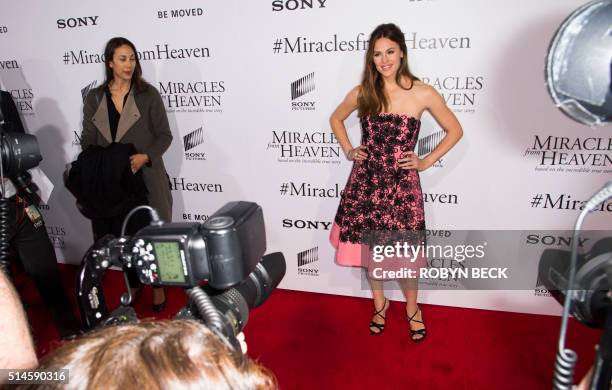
[412,80,434,92]
[342,85,361,104]
[349,84,361,96]
[411,80,441,101]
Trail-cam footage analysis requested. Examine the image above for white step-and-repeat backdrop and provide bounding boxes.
[0,0,610,315]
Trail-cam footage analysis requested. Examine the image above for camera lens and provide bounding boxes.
[232,251,286,308]
[209,252,286,334]
[0,132,42,177]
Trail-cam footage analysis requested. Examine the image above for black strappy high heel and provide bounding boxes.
[369,298,389,335]
[407,306,427,342]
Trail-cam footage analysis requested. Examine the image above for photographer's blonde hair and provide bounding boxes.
[17,320,277,390]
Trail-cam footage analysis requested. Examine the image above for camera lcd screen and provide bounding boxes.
[153,242,186,283]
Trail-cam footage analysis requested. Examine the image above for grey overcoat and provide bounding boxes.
[81,82,173,221]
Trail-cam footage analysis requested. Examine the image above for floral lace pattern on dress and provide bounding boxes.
[334,113,426,244]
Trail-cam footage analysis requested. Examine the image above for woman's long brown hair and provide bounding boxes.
[357,23,420,117]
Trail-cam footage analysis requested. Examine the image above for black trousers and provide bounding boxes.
[5,197,80,337]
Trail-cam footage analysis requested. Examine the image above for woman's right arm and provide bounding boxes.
[80,92,97,149]
[330,86,367,161]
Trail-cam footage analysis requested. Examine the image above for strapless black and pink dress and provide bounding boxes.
[330,113,426,268]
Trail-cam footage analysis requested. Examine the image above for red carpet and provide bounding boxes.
[13,265,600,389]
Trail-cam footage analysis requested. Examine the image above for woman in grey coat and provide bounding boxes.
[81,37,172,312]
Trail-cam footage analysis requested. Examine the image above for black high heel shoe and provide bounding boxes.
[152,300,166,313]
[369,298,389,335]
[407,306,427,342]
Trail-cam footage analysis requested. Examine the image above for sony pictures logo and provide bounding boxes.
[297,246,319,276]
[534,278,551,297]
[183,126,207,161]
[266,130,340,164]
[291,72,315,111]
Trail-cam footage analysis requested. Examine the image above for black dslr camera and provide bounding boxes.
[0,106,42,179]
[0,110,43,209]
[77,201,286,354]
[0,106,42,268]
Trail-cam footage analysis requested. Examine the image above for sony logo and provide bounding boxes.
[283,219,331,230]
[57,16,99,29]
[525,234,589,247]
[272,0,327,11]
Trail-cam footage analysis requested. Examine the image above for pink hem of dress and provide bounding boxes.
[329,222,364,267]
[330,222,428,277]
